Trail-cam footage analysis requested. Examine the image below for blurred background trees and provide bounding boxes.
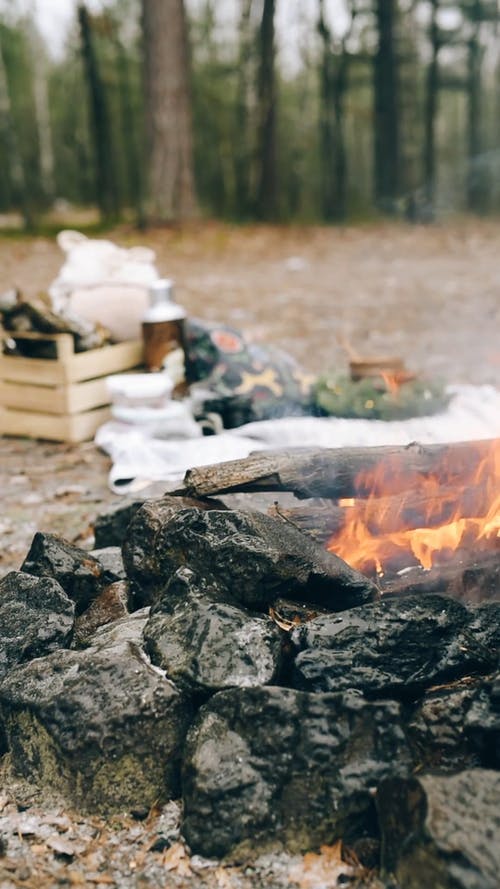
[0,0,499,228]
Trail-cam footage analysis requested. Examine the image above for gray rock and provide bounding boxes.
[89,607,149,649]
[0,613,192,814]
[134,507,378,612]
[144,568,283,695]
[182,685,411,858]
[122,496,227,607]
[90,547,126,584]
[406,678,483,772]
[377,769,500,889]
[467,602,500,663]
[21,532,105,614]
[73,581,130,648]
[93,499,145,548]
[291,595,496,697]
[465,672,500,768]
[0,571,74,681]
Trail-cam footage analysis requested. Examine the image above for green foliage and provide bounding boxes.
[314,374,450,420]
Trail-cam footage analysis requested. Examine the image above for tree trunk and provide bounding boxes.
[466,14,487,213]
[423,0,439,208]
[255,0,277,220]
[373,0,400,212]
[0,37,33,229]
[31,28,54,204]
[113,26,145,228]
[234,0,254,218]
[78,4,120,223]
[141,0,197,223]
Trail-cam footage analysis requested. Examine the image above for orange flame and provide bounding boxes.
[327,439,500,576]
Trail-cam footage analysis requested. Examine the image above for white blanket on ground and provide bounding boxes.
[95,385,500,494]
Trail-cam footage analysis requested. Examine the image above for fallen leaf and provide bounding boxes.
[288,841,354,889]
[215,865,236,888]
[269,607,296,632]
[162,841,192,877]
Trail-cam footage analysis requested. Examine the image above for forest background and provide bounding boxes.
[0,0,500,231]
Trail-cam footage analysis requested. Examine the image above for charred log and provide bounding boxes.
[380,551,500,604]
[179,439,498,501]
[271,482,492,542]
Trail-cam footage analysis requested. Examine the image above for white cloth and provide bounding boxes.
[95,384,500,494]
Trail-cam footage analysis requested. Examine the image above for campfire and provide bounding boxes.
[326,437,500,577]
[181,437,500,601]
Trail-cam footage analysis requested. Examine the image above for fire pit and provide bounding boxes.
[0,438,498,887]
[182,437,500,599]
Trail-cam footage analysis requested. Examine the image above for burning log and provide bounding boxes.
[271,483,492,543]
[380,551,500,604]
[179,439,498,501]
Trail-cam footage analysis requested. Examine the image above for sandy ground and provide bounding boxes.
[0,219,499,887]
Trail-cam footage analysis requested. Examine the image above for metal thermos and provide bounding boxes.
[142,279,186,372]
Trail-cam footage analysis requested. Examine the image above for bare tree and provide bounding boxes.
[234,0,254,218]
[373,0,401,211]
[255,0,277,219]
[78,4,120,222]
[317,0,359,222]
[141,0,197,222]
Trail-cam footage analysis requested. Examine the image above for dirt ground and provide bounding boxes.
[1,218,499,574]
[0,219,499,887]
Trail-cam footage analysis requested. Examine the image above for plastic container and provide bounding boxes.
[106,372,174,408]
[142,279,187,372]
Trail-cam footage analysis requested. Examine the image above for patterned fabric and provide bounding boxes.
[184,319,315,426]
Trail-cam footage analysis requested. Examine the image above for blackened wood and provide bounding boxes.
[179,439,498,501]
[380,551,500,604]
[273,482,491,541]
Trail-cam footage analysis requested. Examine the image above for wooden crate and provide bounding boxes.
[0,332,143,443]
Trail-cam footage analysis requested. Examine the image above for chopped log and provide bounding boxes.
[269,499,344,543]
[179,439,498,501]
[380,551,500,604]
[271,483,491,542]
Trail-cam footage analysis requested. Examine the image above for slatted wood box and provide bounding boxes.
[0,332,143,442]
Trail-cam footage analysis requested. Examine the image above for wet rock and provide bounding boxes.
[90,547,126,583]
[133,507,378,612]
[467,602,500,663]
[465,672,500,768]
[21,532,105,615]
[73,581,130,648]
[406,678,483,772]
[291,595,496,697]
[0,613,192,814]
[144,568,283,696]
[122,496,227,608]
[0,571,74,681]
[182,686,411,858]
[93,499,145,549]
[377,769,500,889]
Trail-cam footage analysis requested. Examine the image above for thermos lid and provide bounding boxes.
[149,278,175,306]
[144,278,186,322]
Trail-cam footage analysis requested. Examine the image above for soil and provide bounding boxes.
[0,219,499,887]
